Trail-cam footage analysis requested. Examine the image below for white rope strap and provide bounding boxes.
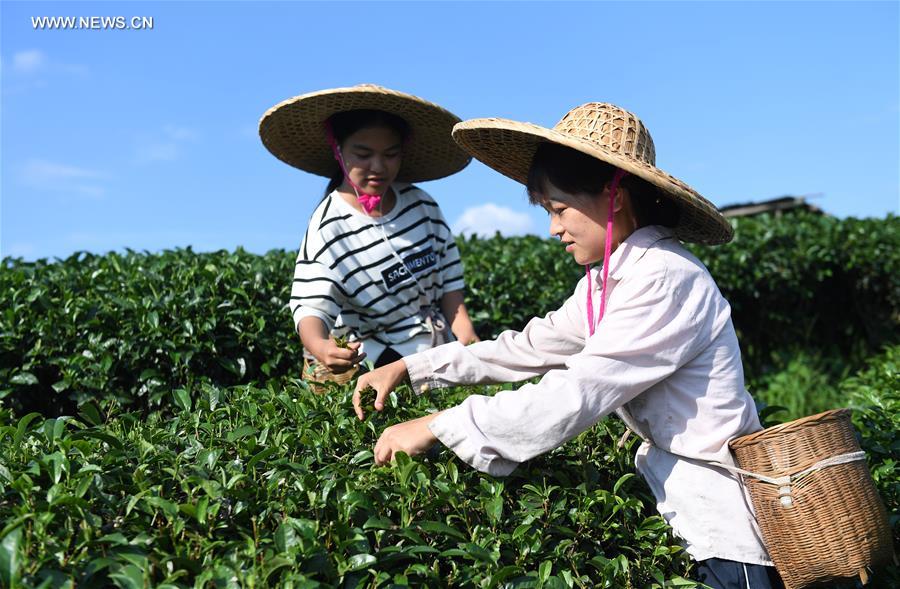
[371,216,447,344]
[709,451,867,487]
[618,420,868,502]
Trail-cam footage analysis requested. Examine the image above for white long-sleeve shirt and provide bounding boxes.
[402,225,772,565]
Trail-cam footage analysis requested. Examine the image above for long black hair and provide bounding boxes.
[526,143,680,229]
[323,109,412,196]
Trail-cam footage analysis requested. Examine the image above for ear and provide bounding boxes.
[604,182,630,213]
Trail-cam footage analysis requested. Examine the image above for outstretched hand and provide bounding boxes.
[374,413,441,465]
[352,359,409,420]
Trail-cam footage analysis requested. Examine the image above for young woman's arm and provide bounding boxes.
[406,278,589,390]
[375,260,723,471]
[439,289,479,345]
[298,316,364,373]
[290,236,362,371]
[353,281,587,418]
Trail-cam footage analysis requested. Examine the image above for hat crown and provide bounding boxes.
[553,103,656,166]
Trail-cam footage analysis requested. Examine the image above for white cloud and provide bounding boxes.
[136,142,180,163]
[452,203,534,238]
[13,50,46,73]
[2,50,87,96]
[23,159,104,181]
[164,124,199,141]
[20,159,108,199]
[135,125,199,163]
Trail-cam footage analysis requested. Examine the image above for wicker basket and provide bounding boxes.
[729,409,893,588]
[302,357,357,394]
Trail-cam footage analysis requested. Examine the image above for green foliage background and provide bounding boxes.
[1,212,898,587]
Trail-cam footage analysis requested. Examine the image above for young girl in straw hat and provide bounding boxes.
[353,104,783,588]
[259,84,479,383]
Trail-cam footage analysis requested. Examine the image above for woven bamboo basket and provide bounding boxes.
[302,357,357,394]
[729,409,893,588]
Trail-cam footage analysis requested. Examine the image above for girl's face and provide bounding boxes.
[539,181,635,265]
[338,125,403,195]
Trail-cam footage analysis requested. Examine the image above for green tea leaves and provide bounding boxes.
[0,527,21,589]
[172,388,191,412]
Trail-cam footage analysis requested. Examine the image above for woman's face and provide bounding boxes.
[338,125,403,195]
[539,181,635,265]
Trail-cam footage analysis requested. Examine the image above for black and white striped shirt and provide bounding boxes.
[290,183,465,348]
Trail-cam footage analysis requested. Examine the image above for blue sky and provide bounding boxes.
[2,1,898,261]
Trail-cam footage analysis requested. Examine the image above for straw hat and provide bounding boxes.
[451,103,734,244]
[259,84,471,183]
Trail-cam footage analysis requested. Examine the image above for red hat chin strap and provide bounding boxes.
[586,169,628,336]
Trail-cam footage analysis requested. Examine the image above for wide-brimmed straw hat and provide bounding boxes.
[452,103,734,244]
[259,84,471,183]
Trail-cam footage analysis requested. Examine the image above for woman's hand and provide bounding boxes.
[374,413,440,465]
[318,339,366,373]
[298,317,366,373]
[353,359,408,420]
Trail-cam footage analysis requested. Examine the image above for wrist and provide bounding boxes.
[393,359,409,379]
[453,327,477,344]
[307,337,330,361]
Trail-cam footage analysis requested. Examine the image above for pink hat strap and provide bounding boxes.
[586,169,628,336]
[323,119,383,214]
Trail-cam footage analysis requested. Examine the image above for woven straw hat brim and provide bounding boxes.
[452,118,734,245]
[259,85,471,183]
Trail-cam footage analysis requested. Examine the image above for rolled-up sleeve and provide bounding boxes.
[404,281,587,390]
[289,256,346,334]
[427,262,711,476]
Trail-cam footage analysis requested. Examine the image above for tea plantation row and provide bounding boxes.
[1,212,898,587]
[2,212,897,417]
[1,345,897,588]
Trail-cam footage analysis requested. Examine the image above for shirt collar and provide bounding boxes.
[607,225,677,281]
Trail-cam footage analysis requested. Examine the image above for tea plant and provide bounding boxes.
[846,345,900,547]
[0,381,698,588]
[1,213,898,587]
[2,213,898,415]
[1,248,296,416]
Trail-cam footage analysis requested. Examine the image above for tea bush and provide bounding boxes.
[1,248,296,416]
[845,344,900,549]
[2,359,897,587]
[690,213,900,383]
[1,214,898,587]
[0,380,697,588]
[455,234,582,336]
[2,213,897,415]
[749,349,845,420]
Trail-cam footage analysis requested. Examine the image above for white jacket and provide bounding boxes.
[403,225,771,564]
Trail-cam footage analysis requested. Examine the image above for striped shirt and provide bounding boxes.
[290,183,466,353]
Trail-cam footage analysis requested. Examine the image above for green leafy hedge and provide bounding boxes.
[2,213,897,415]
[0,381,696,588]
[689,213,900,382]
[1,214,898,587]
[846,344,900,551]
[1,248,296,415]
[2,356,897,588]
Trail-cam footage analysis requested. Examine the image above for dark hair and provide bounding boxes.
[324,109,411,195]
[526,143,680,229]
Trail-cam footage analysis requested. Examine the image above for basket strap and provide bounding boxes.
[621,416,868,486]
[618,413,868,487]
[706,451,867,486]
